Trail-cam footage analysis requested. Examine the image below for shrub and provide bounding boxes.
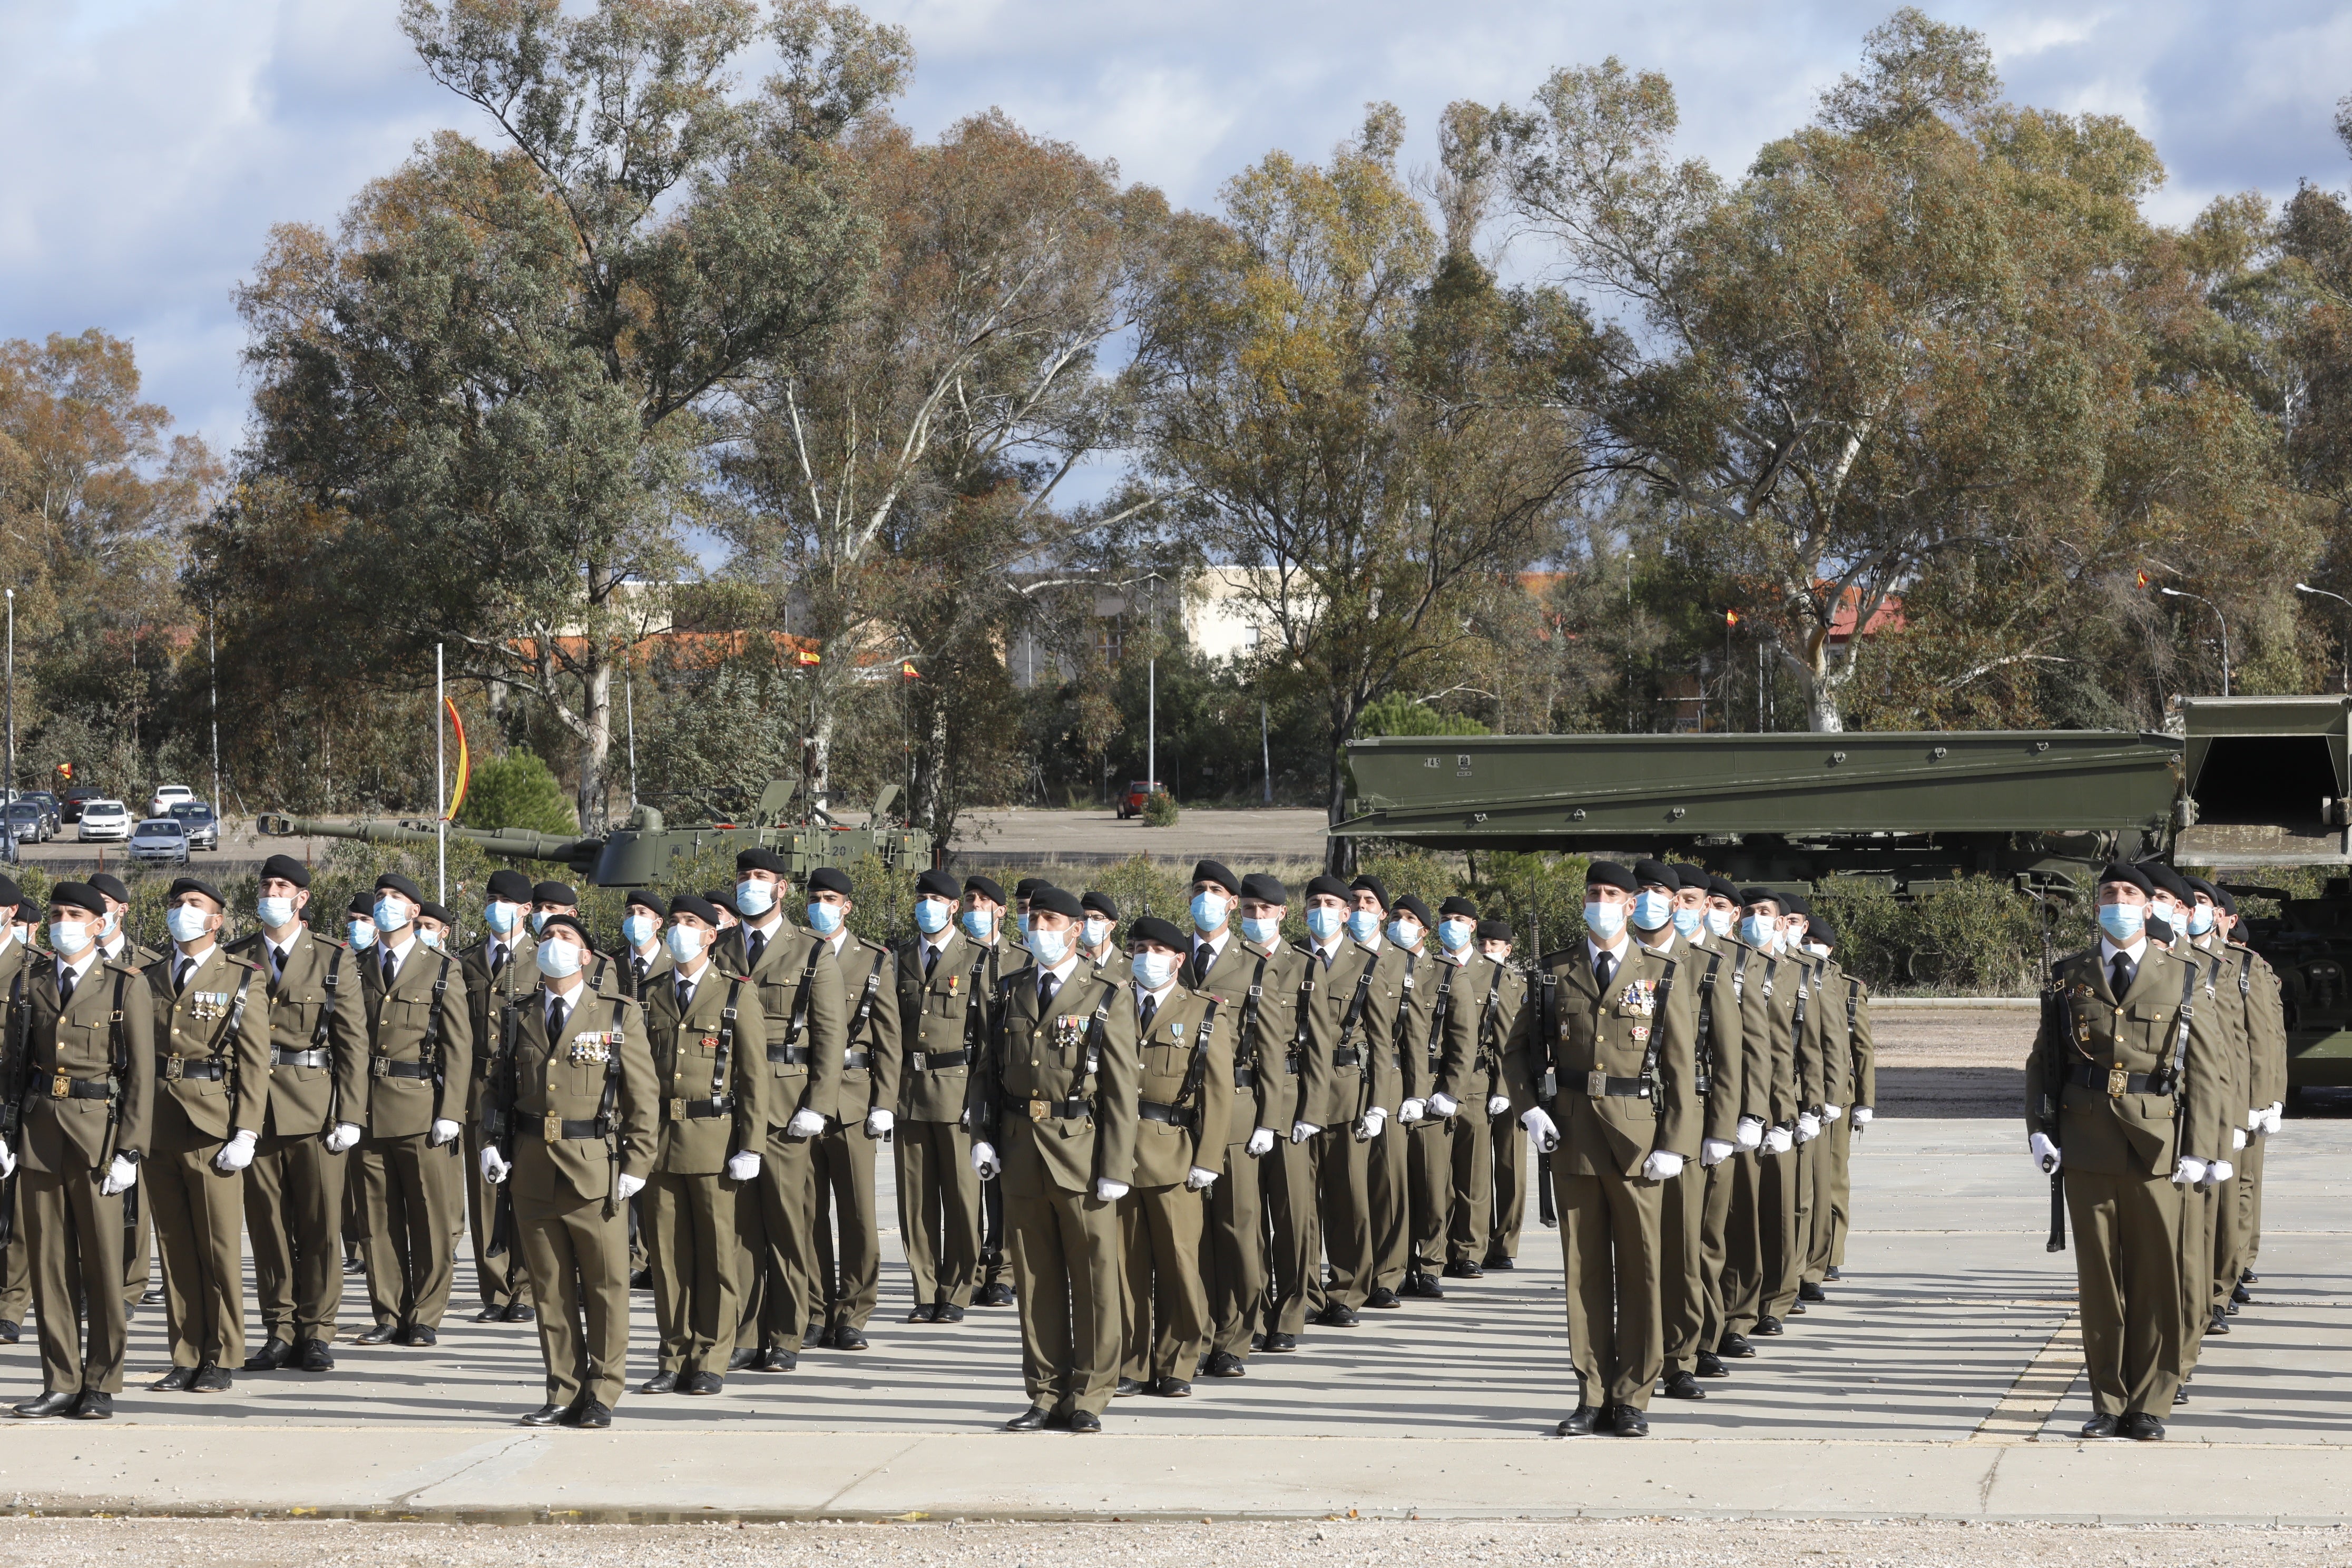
[457,751,578,836]
[1142,790,1179,828]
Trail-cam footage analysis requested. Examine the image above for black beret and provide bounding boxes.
[2212,884,2239,917]
[89,873,131,906]
[486,868,535,903]
[1025,884,1082,920]
[349,891,377,916]
[0,876,22,909]
[1585,861,1636,893]
[2095,861,2153,895]
[701,887,736,911]
[1241,874,1290,906]
[1304,874,1351,903]
[1633,858,1679,890]
[1438,895,1479,920]
[1476,918,1514,943]
[1128,914,1185,949]
[915,868,961,901]
[1081,889,1120,921]
[1348,874,1389,909]
[623,887,665,915]
[1669,864,1710,892]
[418,901,453,927]
[2141,861,2193,903]
[964,874,1006,906]
[808,866,853,898]
[1394,894,1433,928]
[536,912,590,945]
[735,847,791,878]
[374,871,424,904]
[1191,860,1240,896]
[1809,919,1837,949]
[48,881,104,917]
[1740,886,1780,909]
[1013,877,1044,900]
[669,893,721,928]
[1781,891,1812,918]
[532,880,579,906]
[1707,875,1742,904]
[258,854,311,889]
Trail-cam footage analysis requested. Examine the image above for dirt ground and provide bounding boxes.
[1870,1006,2033,1118]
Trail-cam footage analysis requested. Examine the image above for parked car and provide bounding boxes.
[22,791,60,836]
[129,817,188,866]
[1117,780,1167,820]
[75,799,130,842]
[58,787,100,824]
[146,783,196,819]
[4,800,48,844]
[169,799,219,851]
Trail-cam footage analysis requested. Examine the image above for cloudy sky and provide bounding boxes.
[5,0,2349,463]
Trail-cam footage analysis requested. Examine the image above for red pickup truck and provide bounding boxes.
[1118,780,1166,819]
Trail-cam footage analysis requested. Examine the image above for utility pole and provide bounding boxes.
[1261,700,1272,804]
[1147,571,1159,793]
[2296,584,2350,694]
[4,589,13,817]
[625,661,639,810]
[435,643,447,905]
[207,603,220,818]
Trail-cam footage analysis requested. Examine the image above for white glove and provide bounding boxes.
[972,1141,1001,1181]
[1095,1178,1129,1202]
[1736,1115,1764,1150]
[2246,1107,2265,1132]
[429,1119,460,1148]
[2209,1159,2235,1183]
[1290,1120,1320,1145]
[479,1145,511,1184]
[786,1106,826,1139]
[1246,1127,1276,1157]
[726,1150,762,1182]
[1641,1149,1685,1181]
[1521,1106,1560,1154]
[2263,1102,2284,1135]
[2029,1131,2062,1175]
[1487,1093,1512,1117]
[1426,1091,1459,1119]
[1822,1103,1843,1122]
[1765,1125,1793,1154]
[325,1122,361,1154]
[213,1128,258,1174]
[1397,1097,1426,1125]
[100,1155,138,1196]
[2231,1126,2248,1151]
[616,1172,645,1201]
[1700,1138,1734,1168]
[0,1140,14,1180]
[2171,1155,2208,1187]
[1355,1106,1388,1140]
[864,1108,895,1139]
[1853,1107,1874,1126]
[1185,1166,1218,1192]
[1796,1112,1821,1142]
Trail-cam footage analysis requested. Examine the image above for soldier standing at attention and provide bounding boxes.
[0,879,39,1344]
[1727,889,1804,1346]
[355,873,473,1348]
[804,867,898,1351]
[1673,867,1766,1380]
[1404,897,1478,1299]
[233,855,367,1373]
[142,877,272,1393]
[479,913,655,1427]
[636,895,764,1394]
[460,868,540,1325]
[1368,893,1438,1309]
[970,885,1139,1432]
[1477,924,1530,1272]
[1294,876,1403,1331]
[1199,874,1295,1374]
[1805,920,1871,1292]
[88,874,159,1318]
[895,867,988,1323]
[967,875,1030,1309]
[1079,891,1127,981]
[2025,862,2229,1439]
[619,889,671,1002]
[2214,888,2284,1310]
[7,884,153,1418]
[1428,918,1526,1282]
[1505,861,1698,1437]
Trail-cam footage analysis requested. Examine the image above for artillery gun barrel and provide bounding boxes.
[256,814,600,874]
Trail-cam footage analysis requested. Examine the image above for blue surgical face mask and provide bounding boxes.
[1132,949,1178,990]
[1705,908,1733,939]
[914,897,952,935]
[2098,901,2145,944]
[257,895,296,929]
[1190,891,1230,934]
[418,927,443,950]
[1671,905,1704,937]
[736,879,775,918]
[347,919,376,951]
[623,913,659,948]
[665,924,706,964]
[529,909,551,934]
[164,905,210,945]
[961,907,996,941]
[49,919,90,957]
[1242,914,1282,946]
[1584,899,1626,940]
[806,901,844,936]
[1437,917,1474,953]
[1082,916,1112,950]
[1028,924,1069,967]
[1387,918,1421,949]
[535,938,582,978]
[373,895,410,933]
[1740,913,1776,948]
[2186,902,2214,937]
[1305,906,1343,942]
[1346,908,1379,943]
[1631,890,1672,932]
[485,901,520,936]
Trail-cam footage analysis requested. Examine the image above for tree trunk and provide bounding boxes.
[576,650,614,830]
[1325,692,1356,876]
[809,699,835,815]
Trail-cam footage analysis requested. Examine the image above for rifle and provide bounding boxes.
[2034,892,2067,1253]
[0,972,28,1246]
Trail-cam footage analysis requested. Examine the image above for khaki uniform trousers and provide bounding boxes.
[1556,1162,1666,1411]
[2177,1178,2221,1375]
[25,1166,128,1394]
[122,1189,151,1308]
[1804,1118,1843,1284]
[2243,1134,2267,1271]
[895,1119,981,1310]
[1720,1148,1776,1338]
[1659,1158,1711,1378]
[736,1126,819,1353]
[148,1096,247,1369]
[1008,1178,1121,1415]
[1200,1138,1266,1358]
[1120,1182,1210,1384]
[0,1194,27,1324]
[2224,1135,2265,1296]
[1263,1136,1318,1336]
[1443,1106,1493,1267]
[1309,1126,1375,1314]
[1825,1113,1856,1271]
[812,1116,882,1332]
[2065,1167,2183,1417]
[245,1126,348,1343]
[1696,1152,1741,1353]
[517,1182,630,1410]
[645,1169,740,1376]
[359,1131,458,1331]
[1405,1116,1453,1276]
[1368,1112,1413,1291]
[1758,1142,1805,1324]
[1487,1110,1526,1263]
[465,1121,527,1310]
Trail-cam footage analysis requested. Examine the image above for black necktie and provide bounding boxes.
[1039,971,1059,1012]
[1139,994,1158,1034]
[1319,946,1332,971]
[1594,950,1615,992]
[2111,953,2135,999]
[490,943,506,977]
[57,967,75,1010]
[634,957,648,992]
[748,929,767,972]
[271,945,288,978]
[382,950,397,991]
[175,958,193,994]
[675,977,692,1015]
[1195,943,1213,975]
[548,995,570,1040]
[925,943,940,978]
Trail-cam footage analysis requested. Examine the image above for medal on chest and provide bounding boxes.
[1618,978,1657,1018]
[568,1030,617,1065]
[1052,1013,1085,1049]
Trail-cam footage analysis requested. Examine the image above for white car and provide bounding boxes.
[75,799,130,841]
[129,817,189,866]
[147,783,196,818]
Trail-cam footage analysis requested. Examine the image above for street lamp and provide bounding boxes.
[2296,583,2351,695]
[2160,586,2231,698]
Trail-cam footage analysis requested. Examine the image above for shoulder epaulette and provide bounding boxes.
[219,950,261,972]
[224,932,261,955]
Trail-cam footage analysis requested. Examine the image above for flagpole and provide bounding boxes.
[436,644,447,905]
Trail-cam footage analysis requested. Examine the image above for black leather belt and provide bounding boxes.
[159,1056,226,1082]
[274,1047,329,1069]
[1231,1067,1258,1089]
[2069,1062,2167,1096]
[1331,1047,1362,1068]
[370,1057,434,1080]
[521,1114,609,1140]
[766,1045,811,1066]
[908,1048,968,1072]
[1024,1095,1090,1121]
[842,1050,873,1071]
[663,1096,731,1122]
[45,1074,114,1101]
[1579,1072,1651,1098]
[1139,1099,1195,1129]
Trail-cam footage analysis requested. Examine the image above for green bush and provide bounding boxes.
[457,751,578,836]
[1142,790,1179,827]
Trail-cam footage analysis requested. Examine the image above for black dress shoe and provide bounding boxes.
[520,1403,565,1427]
[1261,1332,1297,1353]
[1660,1371,1704,1400]
[1003,1406,1051,1431]
[979,1282,1016,1307]
[293,1338,336,1372]
[1404,1272,1445,1299]
[727,1347,758,1370]
[1825,1266,1842,1281]
[1612,1405,1650,1436]
[568,1400,613,1429]
[639,1370,679,1395]
[2121,1412,2164,1441]
[1555,1404,1599,1436]
[1067,1408,1102,1433]
[1158,1378,1192,1398]
[1366,1286,1402,1309]
[1696,1350,1728,1378]
[151,1366,194,1391]
[1798,1280,1827,1302]
[0,1321,19,1344]
[629,1269,653,1290]
[342,1256,367,1275]
[2207,1311,2230,1336]
[1482,1253,1514,1271]
[1114,1376,1144,1398]
[192,1363,232,1394]
[142,1287,164,1306]
[356,1322,399,1346]
[243,1337,293,1372]
[504,1302,535,1324]
[1718,1333,1755,1358]
[71,1391,112,1420]
[1043,1406,1073,1430]
[2080,1413,2120,1438]
[937,1304,967,1324]
[810,1324,836,1349]
[906,1303,938,1324]
[757,1348,797,1373]
[833,1327,869,1352]
[1443,1258,1483,1280]
[1787,1301,1807,1316]
[2242,1269,2261,1285]
[684,1371,724,1395]
[13,1390,76,1418]
[474,1304,507,1323]
[1755,1316,1783,1336]
[1204,1350,1246,1377]
[2173,1387,2189,1405]
[1315,1302,1359,1328]
[401,1324,438,1348]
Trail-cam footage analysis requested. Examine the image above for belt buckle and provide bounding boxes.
[1587,1069,1608,1097]
[669,1097,687,1122]
[909,1051,926,1072]
[1029,1097,1050,1122]
[543,1113,563,1141]
[161,1056,182,1081]
[50,1074,68,1099]
[2106,1066,2129,1099]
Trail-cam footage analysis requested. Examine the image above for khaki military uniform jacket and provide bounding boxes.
[642,965,767,1175]
[828,934,900,1123]
[1385,945,1445,1103]
[460,933,538,1122]
[1226,939,1307,1141]
[359,939,474,1139]
[894,930,1025,1123]
[1643,932,1748,1145]
[2234,943,2286,1111]
[1087,951,1134,986]
[228,928,367,1136]
[1129,983,1232,1184]
[145,945,272,1141]
[1295,939,1405,1129]
[718,918,846,1133]
[486,985,656,1205]
[617,944,673,1005]
[1831,967,1876,1110]
[1503,939,1700,1177]
[973,964,1139,1195]
[2024,942,2229,1177]
[2189,938,2254,1135]
[11,953,154,1174]
[1434,955,1526,1108]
